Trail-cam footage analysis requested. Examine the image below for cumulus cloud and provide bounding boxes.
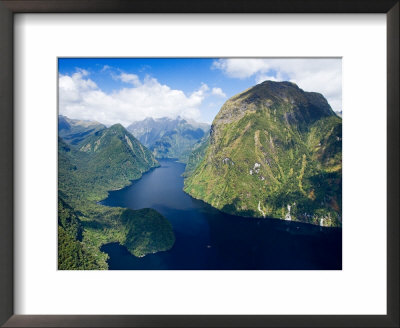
[59,70,207,126]
[212,58,342,111]
[116,73,140,86]
[59,70,97,103]
[211,87,226,98]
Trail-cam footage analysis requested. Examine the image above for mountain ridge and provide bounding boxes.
[127,116,210,162]
[58,123,175,269]
[59,115,106,145]
[184,80,342,227]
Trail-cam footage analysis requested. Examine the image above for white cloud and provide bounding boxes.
[212,59,268,79]
[59,71,97,103]
[212,58,342,111]
[211,87,226,98]
[76,68,89,76]
[59,71,207,126]
[255,75,277,83]
[116,73,141,86]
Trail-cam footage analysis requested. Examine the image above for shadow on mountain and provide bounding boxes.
[221,197,258,217]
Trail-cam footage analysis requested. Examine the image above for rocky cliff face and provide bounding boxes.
[184,81,342,227]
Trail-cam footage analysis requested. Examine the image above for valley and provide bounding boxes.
[100,159,342,270]
[127,117,210,162]
[58,123,175,269]
[58,79,342,270]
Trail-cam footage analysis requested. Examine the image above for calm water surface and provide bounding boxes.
[100,159,342,270]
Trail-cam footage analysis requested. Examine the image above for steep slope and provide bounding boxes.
[182,134,210,178]
[184,81,342,227]
[75,124,159,199]
[127,117,210,162]
[59,115,106,145]
[58,124,175,269]
[128,117,180,146]
[58,197,100,270]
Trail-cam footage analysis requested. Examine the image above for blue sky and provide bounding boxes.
[59,58,341,126]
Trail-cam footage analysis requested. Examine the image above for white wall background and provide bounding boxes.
[14,14,386,315]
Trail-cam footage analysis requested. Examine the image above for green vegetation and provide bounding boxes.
[121,208,175,257]
[58,198,100,270]
[184,81,342,227]
[58,121,175,270]
[182,134,210,178]
[59,124,159,202]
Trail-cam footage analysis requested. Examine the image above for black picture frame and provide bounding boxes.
[0,1,398,327]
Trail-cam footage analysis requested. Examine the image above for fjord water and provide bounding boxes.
[100,159,342,270]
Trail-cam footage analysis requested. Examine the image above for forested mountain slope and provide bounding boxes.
[184,81,342,227]
[58,121,175,269]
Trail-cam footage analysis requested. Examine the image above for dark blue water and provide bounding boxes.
[100,159,342,270]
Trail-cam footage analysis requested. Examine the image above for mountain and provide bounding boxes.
[335,110,342,118]
[127,117,210,162]
[58,197,99,270]
[76,123,159,197]
[59,123,159,202]
[182,134,210,178]
[184,81,342,227]
[58,123,175,269]
[58,115,106,145]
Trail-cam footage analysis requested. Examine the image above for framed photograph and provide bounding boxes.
[0,1,398,327]
[57,56,343,272]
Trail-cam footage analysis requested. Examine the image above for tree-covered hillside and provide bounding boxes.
[58,120,175,269]
[182,134,210,178]
[184,81,342,227]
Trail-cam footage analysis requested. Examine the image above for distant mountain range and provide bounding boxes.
[184,81,342,227]
[59,114,211,163]
[127,117,210,162]
[58,78,342,270]
[58,115,106,145]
